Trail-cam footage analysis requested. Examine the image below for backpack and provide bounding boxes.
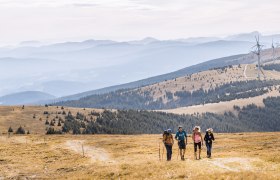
[163,133,173,145]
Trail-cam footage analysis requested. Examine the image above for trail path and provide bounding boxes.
[64,140,115,163]
[208,157,257,172]
[243,64,248,79]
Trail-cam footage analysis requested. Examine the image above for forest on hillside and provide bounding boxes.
[55,80,280,110]
[47,96,280,134]
[263,64,280,72]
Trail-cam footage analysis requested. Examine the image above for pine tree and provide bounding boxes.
[8,126,13,133]
[16,126,25,134]
[50,120,55,126]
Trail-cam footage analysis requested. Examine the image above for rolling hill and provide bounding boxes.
[50,53,246,103]
[55,59,280,111]
[0,91,55,105]
[41,46,280,105]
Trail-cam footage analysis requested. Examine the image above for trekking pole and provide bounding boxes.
[162,144,165,161]
[158,142,161,161]
[82,143,85,157]
[177,147,179,160]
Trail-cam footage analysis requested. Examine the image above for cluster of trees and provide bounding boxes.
[46,127,62,134]
[263,64,280,72]
[209,65,235,71]
[49,96,280,134]
[236,96,280,132]
[7,126,30,134]
[55,80,280,110]
[55,89,163,110]
[171,80,275,107]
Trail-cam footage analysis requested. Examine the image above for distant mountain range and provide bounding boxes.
[1,31,280,105]
[0,91,55,105]
[0,31,276,96]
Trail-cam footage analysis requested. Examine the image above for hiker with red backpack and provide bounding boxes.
[162,129,174,161]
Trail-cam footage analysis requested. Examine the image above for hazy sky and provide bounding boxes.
[0,0,280,45]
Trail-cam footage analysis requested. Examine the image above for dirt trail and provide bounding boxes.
[243,64,248,79]
[208,157,258,172]
[64,140,115,163]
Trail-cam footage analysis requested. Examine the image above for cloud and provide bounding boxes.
[0,0,280,45]
[71,3,99,7]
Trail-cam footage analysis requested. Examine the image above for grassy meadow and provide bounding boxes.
[0,133,279,179]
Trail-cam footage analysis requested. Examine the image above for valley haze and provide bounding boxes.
[2,31,280,105]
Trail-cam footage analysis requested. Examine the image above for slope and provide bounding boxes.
[0,91,55,105]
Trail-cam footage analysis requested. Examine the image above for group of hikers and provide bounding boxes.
[162,126,215,161]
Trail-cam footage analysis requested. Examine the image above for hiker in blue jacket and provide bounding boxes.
[175,126,187,160]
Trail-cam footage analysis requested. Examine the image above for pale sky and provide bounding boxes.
[0,0,280,45]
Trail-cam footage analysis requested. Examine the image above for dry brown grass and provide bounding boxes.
[0,133,279,179]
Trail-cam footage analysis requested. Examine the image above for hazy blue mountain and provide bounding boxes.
[176,37,221,44]
[19,41,44,47]
[0,91,55,105]
[226,31,280,46]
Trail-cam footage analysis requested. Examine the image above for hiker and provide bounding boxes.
[162,129,174,161]
[192,126,203,160]
[204,128,215,158]
[175,126,187,160]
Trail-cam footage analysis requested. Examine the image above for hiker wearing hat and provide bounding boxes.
[204,128,215,158]
[192,126,203,160]
[175,126,187,161]
[162,129,174,161]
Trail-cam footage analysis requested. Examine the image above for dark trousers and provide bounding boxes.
[206,142,212,157]
[165,144,173,160]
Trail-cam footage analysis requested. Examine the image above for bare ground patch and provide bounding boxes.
[64,140,115,164]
